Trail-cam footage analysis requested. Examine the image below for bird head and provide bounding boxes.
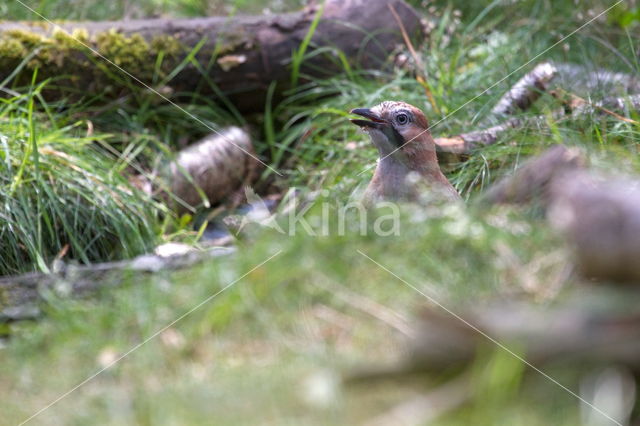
[350,101,432,158]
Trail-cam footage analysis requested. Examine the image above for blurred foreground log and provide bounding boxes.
[349,291,640,380]
[410,301,640,371]
[549,172,640,283]
[480,145,586,205]
[0,0,422,112]
[479,142,640,283]
[350,293,640,426]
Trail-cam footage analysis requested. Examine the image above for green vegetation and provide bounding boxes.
[0,74,164,276]
[1,0,640,425]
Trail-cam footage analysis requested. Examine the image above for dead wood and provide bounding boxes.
[159,127,260,213]
[553,62,640,96]
[435,93,640,164]
[565,92,640,123]
[480,145,586,206]
[0,0,423,112]
[348,292,640,398]
[434,62,639,164]
[0,246,234,321]
[549,171,640,283]
[490,62,558,118]
[470,142,640,283]
[434,116,534,164]
[409,298,640,372]
[598,93,640,112]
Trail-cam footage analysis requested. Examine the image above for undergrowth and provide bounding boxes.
[0,77,165,275]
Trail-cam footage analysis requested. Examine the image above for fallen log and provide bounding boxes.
[434,61,640,164]
[0,0,423,112]
[348,292,640,397]
[566,92,640,123]
[0,245,234,321]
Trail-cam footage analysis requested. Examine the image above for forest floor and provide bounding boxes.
[1,1,640,425]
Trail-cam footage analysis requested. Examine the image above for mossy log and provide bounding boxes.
[0,0,423,111]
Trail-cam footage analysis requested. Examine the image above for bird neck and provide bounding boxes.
[382,133,443,179]
[368,134,456,201]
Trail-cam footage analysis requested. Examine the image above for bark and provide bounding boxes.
[598,93,640,112]
[161,127,260,213]
[568,93,640,120]
[490,62,558,118]
[352,295,640,388]
[364,373,472,426]
[480,145,586,206]
[0,0,423,112]
[549,171,640,283]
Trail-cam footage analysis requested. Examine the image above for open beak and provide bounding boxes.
[350,108,388,129]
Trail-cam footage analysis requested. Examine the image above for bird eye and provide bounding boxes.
[396,113,409,125]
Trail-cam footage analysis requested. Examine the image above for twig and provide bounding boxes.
[388,3,440,115]
[555,89,639,124]
[314,277,415,338]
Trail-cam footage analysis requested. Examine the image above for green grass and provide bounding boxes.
[2,0,640,425]
[0,76,165,276]
[3,207,579,425]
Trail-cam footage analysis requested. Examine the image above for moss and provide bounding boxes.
[0,27,91,79]
[95,29,152,77]
[4,29,46,46]
[52,27,89,46]
[150,34,183,57]
[0,26,189,95]
[0,38,27,59]
[27,21,51,30]
[0,34,29,70]
[0,287,7,308]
